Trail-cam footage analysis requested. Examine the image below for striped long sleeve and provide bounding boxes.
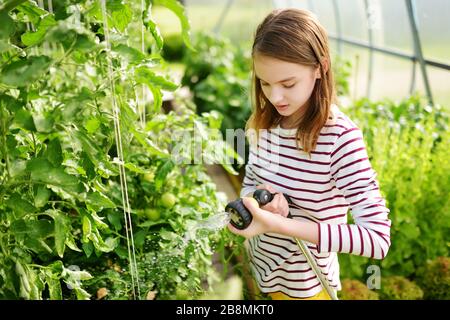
[240,107,392,298]
[316,127,391,259]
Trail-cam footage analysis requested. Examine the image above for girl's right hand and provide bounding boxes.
[256,184,290,217]
[228,197,282,238]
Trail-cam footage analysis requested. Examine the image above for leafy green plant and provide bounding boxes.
[333,55,352,97]
[161,33,185,62]
[415,257,450,300]
[0,0,241,300]
[379,276,423,300]
[338,279,379,300]
[339,96,450,281]
[181,31,252,133]
[345,94,448,134]
[199,275,243,300]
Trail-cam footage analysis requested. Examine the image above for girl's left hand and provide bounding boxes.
[227,197,283,238]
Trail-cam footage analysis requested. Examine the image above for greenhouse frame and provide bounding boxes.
[0,0,448,304]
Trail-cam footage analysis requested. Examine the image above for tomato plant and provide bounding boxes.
[0,0,240,300]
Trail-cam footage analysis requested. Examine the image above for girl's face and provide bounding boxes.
[254,54,319,124]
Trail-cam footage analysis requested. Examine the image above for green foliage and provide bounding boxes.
[332,56,352,97]
[338,279,379,300]
[182,31,252,133]
[345,94,448,133]
[161,33,185,61]
[0,0,240,300]
[152,0,194,51]
[415,257,450,300]
[379,276,423,300]
[0,55,52,87]
[339,96,450,286]
[199,275,243,300]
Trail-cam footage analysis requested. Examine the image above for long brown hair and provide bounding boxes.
[247,8,336,154]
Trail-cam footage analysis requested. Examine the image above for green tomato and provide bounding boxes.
[142,172,155,182]
[166,179,176,188]
[161,192,177,209]
[145,208,160,221]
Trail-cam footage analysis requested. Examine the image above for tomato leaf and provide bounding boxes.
[46,209,71,258]
[21,14,57,46]
[154,159,174,192]
[0,11,15,39]
[134,66,178,91]
[86,192,116,211]
[34,185,51,208]
[28,158,82,194]
[45,138,63,167]
[5,193,36,219]
[152,0,194,51]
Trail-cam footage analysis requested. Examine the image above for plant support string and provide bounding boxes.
[100,0,141,300]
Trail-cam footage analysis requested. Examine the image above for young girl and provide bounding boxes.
[228,8,391,300]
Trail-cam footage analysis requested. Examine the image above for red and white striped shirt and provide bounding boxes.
[240,106,391,298]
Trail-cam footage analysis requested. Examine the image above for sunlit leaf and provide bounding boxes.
[154,159,174,191]
[143,2,163,50]
[5,193,36,219]
[0,11,15,39]
[112,44,146,64]
[0,56,51,87]
[16,1,47,25]
[86,192,116,210]
[21,14,56,46]
[152,0,194,51]
[106,0,132,32]
[150,85,162,113]
[34,185,51,208]
[135,66,178,91]
[47,277,62,300]
[28,158,82,194]
[46,209,71,258]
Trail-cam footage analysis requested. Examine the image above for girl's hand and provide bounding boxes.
[227,197,282,238]
[256,184,290,217]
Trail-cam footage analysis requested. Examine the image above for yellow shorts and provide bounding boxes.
[268,289,332,300]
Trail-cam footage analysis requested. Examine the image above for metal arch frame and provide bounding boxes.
[325,34,450,70]
[306,0,449,105]
[364,0,374,99]
[307,0,316,14]
[332,0,343,55]
[213,0,234,34]
[405,0,434,105]
[210,0,448,105]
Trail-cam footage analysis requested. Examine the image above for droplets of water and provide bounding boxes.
[149,211,231,270]
[182,211,231,245]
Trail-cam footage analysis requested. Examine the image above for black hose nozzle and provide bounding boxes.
[226,189,291,230]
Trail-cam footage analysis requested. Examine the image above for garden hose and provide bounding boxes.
[225,189,338,300]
